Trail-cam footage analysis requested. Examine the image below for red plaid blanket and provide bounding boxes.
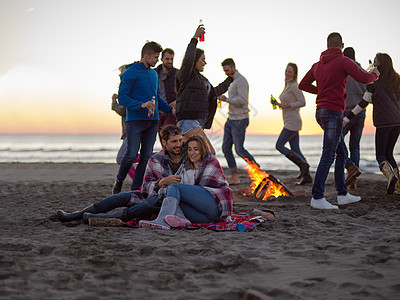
[124,212,274,232]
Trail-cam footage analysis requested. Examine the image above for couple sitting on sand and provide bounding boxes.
[57,125,233,229]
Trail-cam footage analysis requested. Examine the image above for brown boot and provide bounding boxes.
[348,178,357,191]
[345,164,361,186]
[393,168,400,195]
[229,173,241,185]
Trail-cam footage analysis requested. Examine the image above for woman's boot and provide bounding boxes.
[57,204,96,222]
[379,161,399,195]
[296,171,313,185]
[286,151,309,179]
[165,205,191,228]
[82,209,125,224]
[393,168,400,195]
[139,197,179,230]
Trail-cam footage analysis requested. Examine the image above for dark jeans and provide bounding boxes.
[275,127,305,159]
[312,109,348,199]
[166,183,222,223]
[117,120,158,190]
[222,118,259,173]
[343,110,365,167]
[375,125,400,169]
[94,192,161,221]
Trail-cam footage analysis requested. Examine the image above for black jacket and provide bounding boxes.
[155,64,178,104]
[176,38,233,129]
[372,79,400,128]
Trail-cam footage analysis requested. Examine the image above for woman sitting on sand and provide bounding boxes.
[139,135,233,230]
[344,53,400,195]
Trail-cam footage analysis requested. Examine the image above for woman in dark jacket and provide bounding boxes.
[175,25,233,154]
[344,53,400,195]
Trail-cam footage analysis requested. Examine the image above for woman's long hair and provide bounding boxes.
[376,53,400,95]
[184,135,209,169]
[280,62,298,97]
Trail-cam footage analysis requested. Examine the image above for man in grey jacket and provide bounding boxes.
[343,47,365,190]
[218,58,259,185]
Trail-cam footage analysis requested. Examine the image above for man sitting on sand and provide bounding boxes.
[57,125,184,223]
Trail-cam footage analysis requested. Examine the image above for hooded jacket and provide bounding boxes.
[176,38,233,129]
[299,48,377,113]
[118,62,171,122]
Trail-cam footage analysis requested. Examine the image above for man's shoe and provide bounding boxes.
[345,164,361,186]
[112,179,123,194]
[337,193,361,205]
[310,198,339,210]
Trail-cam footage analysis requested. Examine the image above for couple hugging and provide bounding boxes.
[57,125,233,230]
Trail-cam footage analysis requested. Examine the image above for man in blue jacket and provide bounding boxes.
[113,41,175,194]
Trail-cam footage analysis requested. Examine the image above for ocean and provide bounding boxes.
[1,134,398,174]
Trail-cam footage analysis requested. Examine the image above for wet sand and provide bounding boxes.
[0,163,399,299]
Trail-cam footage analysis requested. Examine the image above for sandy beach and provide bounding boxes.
[0,162,399,299]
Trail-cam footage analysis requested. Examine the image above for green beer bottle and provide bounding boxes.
[270,94,278,110]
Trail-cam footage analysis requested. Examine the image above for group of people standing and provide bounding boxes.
[57,27,400,227]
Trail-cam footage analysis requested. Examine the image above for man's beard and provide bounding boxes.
[168,148,181,157]
[164,63,173,70]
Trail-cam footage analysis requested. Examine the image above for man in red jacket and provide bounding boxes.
[299,32,379,210]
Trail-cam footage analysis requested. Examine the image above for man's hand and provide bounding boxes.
[371,67,380,78]
[112,93,118,101]
[159,175,182,187]
[141,100,155,111]
[218,95,227,102]
[193,25,205,40]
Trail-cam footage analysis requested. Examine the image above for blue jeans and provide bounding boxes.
[222,118,259,173]
[94,193,161,221]
[343,110,365,167]
[117,120,158,190]
[375,125,400,168]
[275,128,305,159]
[312,109,348,199]
[166,183,222,223]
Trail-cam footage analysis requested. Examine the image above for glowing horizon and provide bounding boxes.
[1,0,398,136]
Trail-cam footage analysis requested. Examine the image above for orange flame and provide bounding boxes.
[245,159,290,200]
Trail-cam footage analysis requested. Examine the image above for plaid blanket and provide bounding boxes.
[124,212,274,232]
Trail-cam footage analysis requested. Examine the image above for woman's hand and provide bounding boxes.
[278,103,290,109]
[218,95,227,102]
[193,25,205,39]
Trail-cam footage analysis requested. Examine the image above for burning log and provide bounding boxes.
[253,174,293,200]
[245,159,293,201]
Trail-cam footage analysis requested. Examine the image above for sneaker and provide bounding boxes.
[310,198,339,210]
[112,179,123,194]
[337,193,361,205]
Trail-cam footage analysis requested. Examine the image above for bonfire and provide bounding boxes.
[245,159,293,200]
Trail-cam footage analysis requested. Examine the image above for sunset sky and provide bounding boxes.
[1,0,399,135]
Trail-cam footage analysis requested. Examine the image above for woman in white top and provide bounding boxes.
[274,63,312,185]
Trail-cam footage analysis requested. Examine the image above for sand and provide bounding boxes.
[0,162,399,300]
